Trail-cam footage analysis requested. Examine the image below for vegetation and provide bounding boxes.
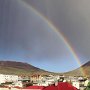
[84,82,90,90]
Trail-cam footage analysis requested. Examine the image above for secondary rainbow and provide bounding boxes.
[20,0,86,76]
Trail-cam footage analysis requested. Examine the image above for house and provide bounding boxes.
[72,81,80,89]
[37,82,49,86]
[43,85,57,90]
[84,79,89,86]
[30,75,42,82]
[0,74,18,84]
[12,81,23,88]
[57,82,77,90]
[22,82,77,90]
[18,75,30,81]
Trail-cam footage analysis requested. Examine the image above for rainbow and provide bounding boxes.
[20,0,86,76]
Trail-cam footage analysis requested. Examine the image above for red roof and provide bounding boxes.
[43,85,58,90]
[23,82,77,90]
[57,82,77,90]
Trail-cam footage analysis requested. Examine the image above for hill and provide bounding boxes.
[0,61,51,75]
[64,61,90,77]
[0,60,90,77]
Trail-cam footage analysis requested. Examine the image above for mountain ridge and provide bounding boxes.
[0,60,90,76]
[0,60,50,75]
[64,61,90,77]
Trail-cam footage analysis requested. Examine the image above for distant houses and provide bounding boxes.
[0,74,18,84]
[0,73,89,90]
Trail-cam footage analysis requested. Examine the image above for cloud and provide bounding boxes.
[0,0,86,72]
[23,0,90,63]
[0,0,73,62]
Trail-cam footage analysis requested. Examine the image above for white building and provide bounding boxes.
[13,81,23,88]
[0,74,18,84]
[37,82,49,86]
[84,79,89,86]
[72,81,80,89]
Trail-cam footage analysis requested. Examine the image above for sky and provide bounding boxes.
[0,0,90,72]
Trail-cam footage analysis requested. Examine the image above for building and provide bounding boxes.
[30,75,42,82]
[57,82,77,90]
[12,81,23,88]
[84,79,89,86]
[72,81,80,89]
[22,82,77,90]
[0,74,18,84]
[43,85,57,90]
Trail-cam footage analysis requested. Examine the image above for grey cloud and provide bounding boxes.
[23,0,90,63]
[0,0,72,62]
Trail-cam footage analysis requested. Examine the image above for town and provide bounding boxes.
[0,74,89,90]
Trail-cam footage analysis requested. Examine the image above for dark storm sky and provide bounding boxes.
[0,0,90,72]
[23,0,90,63]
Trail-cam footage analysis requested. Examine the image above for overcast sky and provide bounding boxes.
[0,0,90,72]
